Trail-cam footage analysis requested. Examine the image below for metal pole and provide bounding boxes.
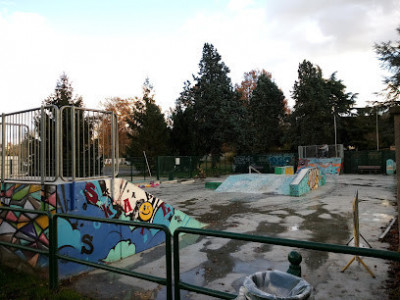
[111,112,115,200]
[40,107,46,210]
[143,151,152,177]
[376,108,379,151]
[71,107,76,181]
[1,113,5,200]
[334,110,338,157]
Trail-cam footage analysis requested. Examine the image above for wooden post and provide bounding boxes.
[390,107,400,251]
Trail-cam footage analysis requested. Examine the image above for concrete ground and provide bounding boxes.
[67,174,397,300]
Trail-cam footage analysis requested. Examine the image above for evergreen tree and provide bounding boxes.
[43,72,83,108]
[289,60,355,147]
[248,73,286,153]
[191,43,245,160]
[375,25,400,105]
[126,78,169,158]
[170,81,198,155]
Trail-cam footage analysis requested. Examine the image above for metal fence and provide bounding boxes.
[2,206,400,299]
[343,150,395,174]
[298,144,344,159]
[0,106,118,184]
[156,156,233,180]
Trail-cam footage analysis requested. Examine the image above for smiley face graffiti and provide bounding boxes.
[138,202,153,221]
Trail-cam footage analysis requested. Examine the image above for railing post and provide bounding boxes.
[1,113,5,200]
[173,230,181,300]
[287,250,302,277]
[40,107,46,210]
[71,106,76,181]
[111,112,116,200]
[49,213,58,290]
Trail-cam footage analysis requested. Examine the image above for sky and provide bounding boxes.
[0,0,399,115]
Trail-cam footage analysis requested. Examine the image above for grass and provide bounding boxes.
[0,264,91,300]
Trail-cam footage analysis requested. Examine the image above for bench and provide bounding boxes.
[358,165,381,174]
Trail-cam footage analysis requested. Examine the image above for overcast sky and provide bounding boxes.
[1,0,399,114]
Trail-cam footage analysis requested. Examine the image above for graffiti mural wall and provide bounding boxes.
[290,167,326,197]
[297,158,342,175]
[0,179,203,277]
[56,178,203,277]
[0,183,56,268]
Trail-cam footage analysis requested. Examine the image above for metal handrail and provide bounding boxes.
[52,213,172,300]
[173,226,400,300]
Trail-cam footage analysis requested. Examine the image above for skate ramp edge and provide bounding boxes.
[215,174,295,195]
[290,167,326,197]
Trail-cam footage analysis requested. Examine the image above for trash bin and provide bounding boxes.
[235,270,311,300]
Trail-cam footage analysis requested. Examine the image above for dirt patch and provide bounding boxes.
[382,218,400,299]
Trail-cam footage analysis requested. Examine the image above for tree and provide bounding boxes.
[169,81,198,155]
[236,69,271,104]
[43,72,83,108]
[40,73,103,178]
[375,26,400,105]
[190,43,245,160]
[289,60,355,147]
[100,97,135,156]
[126,78,169,158]
[248,73,287,153]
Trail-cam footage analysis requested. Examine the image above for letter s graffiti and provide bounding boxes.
[81,234,94,254]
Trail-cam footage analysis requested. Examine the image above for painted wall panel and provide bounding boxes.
[298,158,342,175]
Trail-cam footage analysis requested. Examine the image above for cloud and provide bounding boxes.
[0,1,399,115]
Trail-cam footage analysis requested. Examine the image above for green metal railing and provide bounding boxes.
[173,227,400,300]
[52,213,173,300]
[2,208,400,299]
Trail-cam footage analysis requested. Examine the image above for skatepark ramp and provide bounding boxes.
[216,167,325,197]
[0,106,204,278]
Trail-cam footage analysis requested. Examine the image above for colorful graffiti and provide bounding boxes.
[0,179,203,277]
[0,183,56,267]
[290,167,326,197]
[56,178,203,277]
[297,158,342,175]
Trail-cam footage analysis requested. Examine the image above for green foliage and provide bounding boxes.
[126,78,170,158]
[375,26,400,104]
[339,107,393,150]
[191,43,245,158]
[289,60,355,147]
[248,73,286,153]
[43,72,83,108]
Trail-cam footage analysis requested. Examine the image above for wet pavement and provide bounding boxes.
[66,174,396,299]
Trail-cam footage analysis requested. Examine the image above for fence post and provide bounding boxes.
[1,113,5,200]
[49,213,58,290]
[40,107,46,211]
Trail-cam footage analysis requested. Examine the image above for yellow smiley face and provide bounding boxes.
[139,202,153,221]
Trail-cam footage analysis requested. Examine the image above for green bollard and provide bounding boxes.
[287,250,302,277]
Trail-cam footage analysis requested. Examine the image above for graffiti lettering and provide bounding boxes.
[101,204,113,218]
[84,182,98,204]
[123,198,133,214]
[160,202,171,216]
[81,234,94,254]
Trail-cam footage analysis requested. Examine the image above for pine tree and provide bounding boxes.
[126,78,169,158]
[249,73,286,153]
[289,60,355,148]
[191,43,244,160]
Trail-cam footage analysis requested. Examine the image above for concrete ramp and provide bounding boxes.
[290,167,326,197]
[216,174,295,195]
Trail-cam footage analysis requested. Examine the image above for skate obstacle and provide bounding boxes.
[0,106,203,278]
